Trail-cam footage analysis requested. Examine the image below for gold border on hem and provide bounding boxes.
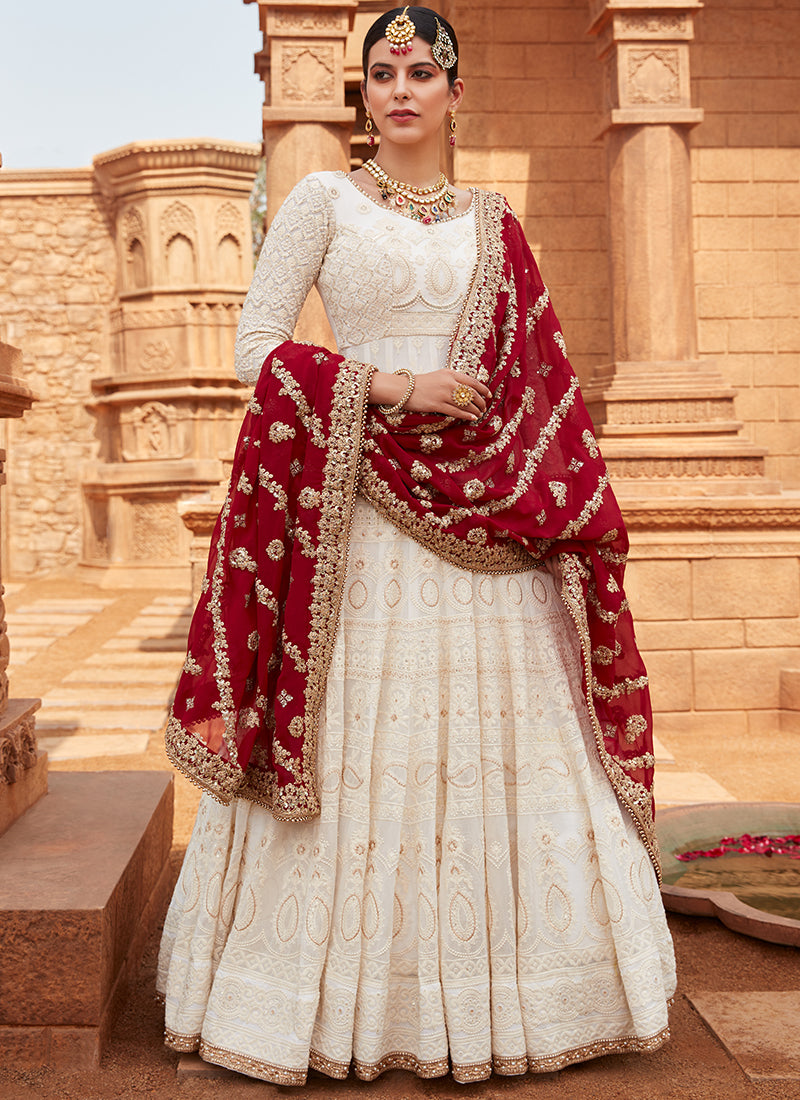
[163,1026,670,1086]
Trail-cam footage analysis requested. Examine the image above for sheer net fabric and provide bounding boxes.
[158,172,676,1083]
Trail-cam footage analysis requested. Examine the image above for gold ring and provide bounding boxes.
[451,383,473,408]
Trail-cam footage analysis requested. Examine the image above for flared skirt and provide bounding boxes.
[157,498,676,1084]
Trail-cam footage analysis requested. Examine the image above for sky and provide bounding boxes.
[0,0,264,169]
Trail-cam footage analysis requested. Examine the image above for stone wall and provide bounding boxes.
[691,0,799,487]
[0,174,117,574]
[451,0,609,385]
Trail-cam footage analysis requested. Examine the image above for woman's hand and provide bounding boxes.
[369,369,491,421]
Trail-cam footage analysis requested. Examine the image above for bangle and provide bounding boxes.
[379,368,415,416]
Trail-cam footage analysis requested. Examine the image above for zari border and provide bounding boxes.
[238,358,377,821]
[559,553,662,882]
[164,1027,670,1086]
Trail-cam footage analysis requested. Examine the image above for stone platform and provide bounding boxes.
[0,770,173,1069]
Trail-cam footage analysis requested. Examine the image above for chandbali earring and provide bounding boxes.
[365,110,375,147]
[449,111,457,147]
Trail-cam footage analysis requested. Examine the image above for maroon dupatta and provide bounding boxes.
[166,190,660,876]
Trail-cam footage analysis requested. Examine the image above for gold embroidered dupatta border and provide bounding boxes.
[164,355,376,822]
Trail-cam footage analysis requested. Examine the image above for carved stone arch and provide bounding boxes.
[160,201,197,244]
[122,205,146,247]
[217,234,242,283]
[127,238,148,289]
[122,205,148,289]
[165,232,197,284]
[216,201,243,238]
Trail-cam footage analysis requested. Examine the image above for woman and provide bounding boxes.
[158,6,676,1085]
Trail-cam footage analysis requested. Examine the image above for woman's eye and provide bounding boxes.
[373,71,391,81]
[413,70,432,78]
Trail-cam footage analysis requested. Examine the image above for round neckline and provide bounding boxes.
[339,171,475,224]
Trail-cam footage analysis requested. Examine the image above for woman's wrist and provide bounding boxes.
[368,370,407,407]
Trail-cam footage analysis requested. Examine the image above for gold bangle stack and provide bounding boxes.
[379,368,415,415]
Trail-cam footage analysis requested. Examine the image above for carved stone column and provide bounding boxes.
[0,339,42,836]
[584,1,771,497]
[244,0,358,341]
[82,140,261,587]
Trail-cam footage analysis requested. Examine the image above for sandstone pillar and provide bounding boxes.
[82,140,261,587]
[0,338,42,836]
[584,1,770,497]
[245,0,358,341]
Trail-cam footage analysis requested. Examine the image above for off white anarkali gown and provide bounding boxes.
[157,172,676,1084]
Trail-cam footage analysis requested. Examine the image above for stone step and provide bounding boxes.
[655,771,735,806]
[115,626,189,639]
[101,637,187,652]
[37,707,168,732]
[43,687,174,707]
[7,614,92,628]
[37,733,152,760]
[82,651,185,667]
[63,667,180,685]
[12,599,113,614]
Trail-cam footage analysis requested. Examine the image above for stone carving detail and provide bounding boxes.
[122,205,146,247]
[281,46,335,103]
[624,15,687,36]
[627,49,680,104]
[111,308,186,331]
[122,401,186,461]
[273,10,341,32]
[133,500,180,560]
[160,201,197,243]
[0,715,38,785]
[216,201,244,240]
[601,399,733,425]
[608,457,764,479]
[625,506,800,532]
[139,339,177,374]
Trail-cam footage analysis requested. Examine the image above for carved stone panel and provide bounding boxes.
[132,499,180,560]
[278,43,337,104]
[627,47,681,105]
[120,401,189,462]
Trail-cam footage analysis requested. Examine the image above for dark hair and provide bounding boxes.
[362,6,459,87]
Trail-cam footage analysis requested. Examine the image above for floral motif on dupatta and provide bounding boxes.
[165,350,376,821]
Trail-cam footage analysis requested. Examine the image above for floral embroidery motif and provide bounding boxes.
[549,481,567,507]
[553,330,567,356]
[582,429,599,459]
[463,479,485,500]
[269,421,296,443]
[297,487,321,509]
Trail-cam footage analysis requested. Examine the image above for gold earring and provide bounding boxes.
[449,111,457,147]
[366,110,375,147]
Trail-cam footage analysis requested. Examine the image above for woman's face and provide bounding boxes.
[363,36,463,147]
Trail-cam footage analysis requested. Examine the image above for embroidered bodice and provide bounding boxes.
[235,171,478,383]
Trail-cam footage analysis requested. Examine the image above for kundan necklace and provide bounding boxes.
[363,159,457,224]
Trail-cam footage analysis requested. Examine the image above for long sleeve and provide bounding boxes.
[234,174,336,384]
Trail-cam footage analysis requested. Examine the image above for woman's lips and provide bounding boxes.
[389,111,418,118]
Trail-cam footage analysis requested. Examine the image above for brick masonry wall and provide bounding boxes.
[451,0,610,386]
[0,188,116,574]
[692,0,800,488]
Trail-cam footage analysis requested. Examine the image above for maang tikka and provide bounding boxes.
[432,17,457,70]
[385,6,416,55]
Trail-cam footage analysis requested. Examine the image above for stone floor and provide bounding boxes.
[2,571,800,1099]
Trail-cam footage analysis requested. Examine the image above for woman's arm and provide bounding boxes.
[234,175,336,384]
